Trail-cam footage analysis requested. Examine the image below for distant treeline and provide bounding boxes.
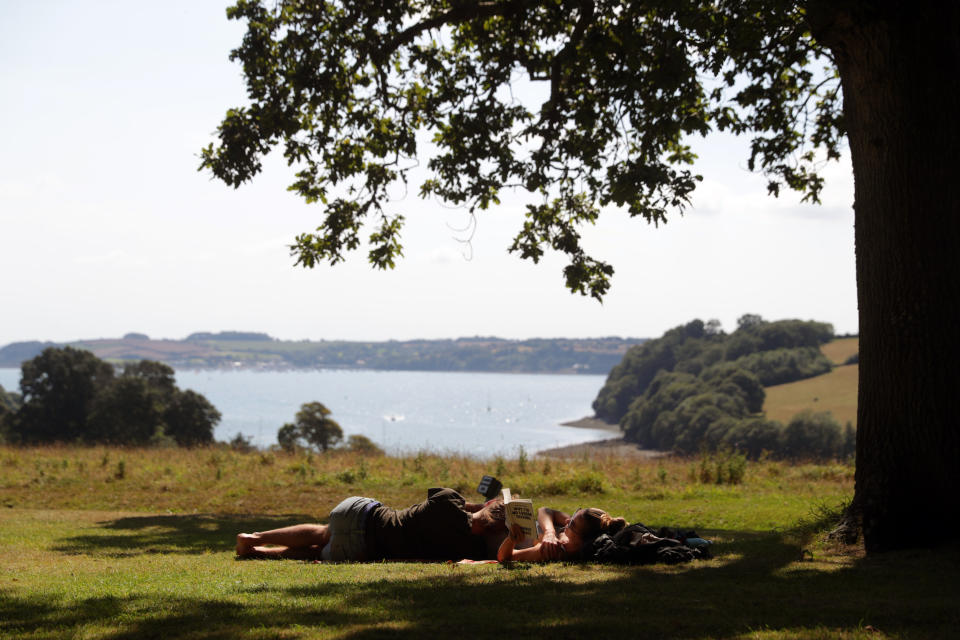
[0,347,219,447]
[594,315,854,460]
[0,334,643,375]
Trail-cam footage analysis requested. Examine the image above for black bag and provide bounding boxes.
[588,522,711,565]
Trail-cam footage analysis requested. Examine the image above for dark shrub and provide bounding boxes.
[780,410,843,460]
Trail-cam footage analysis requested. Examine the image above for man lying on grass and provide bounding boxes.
[236,487,628,563]
[236,487,507,561]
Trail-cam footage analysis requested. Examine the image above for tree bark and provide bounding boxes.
[812,2,960,552]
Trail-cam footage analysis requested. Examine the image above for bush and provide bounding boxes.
[841,421,856,460]
[729,347,833,386]
[345,434,385,456]
[229,432,255,453]
[696,449,748,485]
[780,410,843,460]
[721,418,783,460]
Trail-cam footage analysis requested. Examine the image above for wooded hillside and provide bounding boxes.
[0,334,642,375]
[593,316,854,459]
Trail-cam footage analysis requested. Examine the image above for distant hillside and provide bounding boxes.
[0,333,643,375]
[762,338,859,426]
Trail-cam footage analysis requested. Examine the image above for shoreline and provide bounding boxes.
[537,437,668,459]
[543,417,667,458]
[559,415,621,431]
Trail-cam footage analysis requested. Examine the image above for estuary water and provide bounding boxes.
[0,368,614,457]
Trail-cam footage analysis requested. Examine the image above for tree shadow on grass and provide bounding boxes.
[24,517,960,638]
[51,513,315,557]
[4,540,959,639]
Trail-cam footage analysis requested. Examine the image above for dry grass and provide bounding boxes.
[763,364,858,427]
[761,337,860,427]
[0,445,853,530]
[820,337,859,365]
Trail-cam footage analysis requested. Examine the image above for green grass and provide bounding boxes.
[2,446,956,639]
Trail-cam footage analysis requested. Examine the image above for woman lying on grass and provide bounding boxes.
[497,506,627,562]
[236,487,508,562]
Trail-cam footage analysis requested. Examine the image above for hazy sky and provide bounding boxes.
[0,2,857,346]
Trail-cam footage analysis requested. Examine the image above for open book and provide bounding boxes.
[502,488,536,548]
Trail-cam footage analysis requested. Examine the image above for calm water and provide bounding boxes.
[0,368,613,457]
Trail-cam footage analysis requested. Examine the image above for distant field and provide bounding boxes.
[819,336,859,365]
[763,337,859,426]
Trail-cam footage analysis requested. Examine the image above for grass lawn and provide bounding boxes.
[1,446,956,639]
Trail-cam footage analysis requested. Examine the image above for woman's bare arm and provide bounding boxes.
[497,537,546,562]
[537,507,570,560]
[537,507,571,533]
[498,524,548,562]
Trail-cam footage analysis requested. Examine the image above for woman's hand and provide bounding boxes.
[498,525,522,562]
[539,530,562,560]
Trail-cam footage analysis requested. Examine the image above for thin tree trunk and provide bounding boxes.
[812,2,960,552]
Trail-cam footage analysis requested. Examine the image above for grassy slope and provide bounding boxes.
[820,337,859,365]
[3,445,958,638]
[763,338,859,427]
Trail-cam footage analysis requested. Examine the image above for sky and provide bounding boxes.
[0,1,857,346]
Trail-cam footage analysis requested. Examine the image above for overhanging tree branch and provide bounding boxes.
[377,0,533,60]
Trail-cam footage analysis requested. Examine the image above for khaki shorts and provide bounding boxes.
[321,496,381,561]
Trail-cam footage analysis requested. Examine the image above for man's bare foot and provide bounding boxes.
[236,533,260,557]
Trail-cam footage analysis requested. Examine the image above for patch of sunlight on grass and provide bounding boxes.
[735,626,886,640]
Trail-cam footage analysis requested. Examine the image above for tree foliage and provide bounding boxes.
[595,315,833,424]
[278,401,345,452]
[345,433,385,456]
[200,0,960,551]
[7,348,219,446]
[13,347,115,444]
[0,384,20,443]
[603,316,838,457]
[200,0,843,298]
[0,384,20,413]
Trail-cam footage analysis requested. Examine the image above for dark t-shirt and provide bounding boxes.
[366,488,487,560]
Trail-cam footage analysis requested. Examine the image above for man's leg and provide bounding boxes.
[236,523,330,557]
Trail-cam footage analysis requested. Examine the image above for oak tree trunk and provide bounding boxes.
[813,2,960,552]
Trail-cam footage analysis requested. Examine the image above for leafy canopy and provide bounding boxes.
[201,0,843,299]
[9,348,220,446]
[279,401,344,452]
